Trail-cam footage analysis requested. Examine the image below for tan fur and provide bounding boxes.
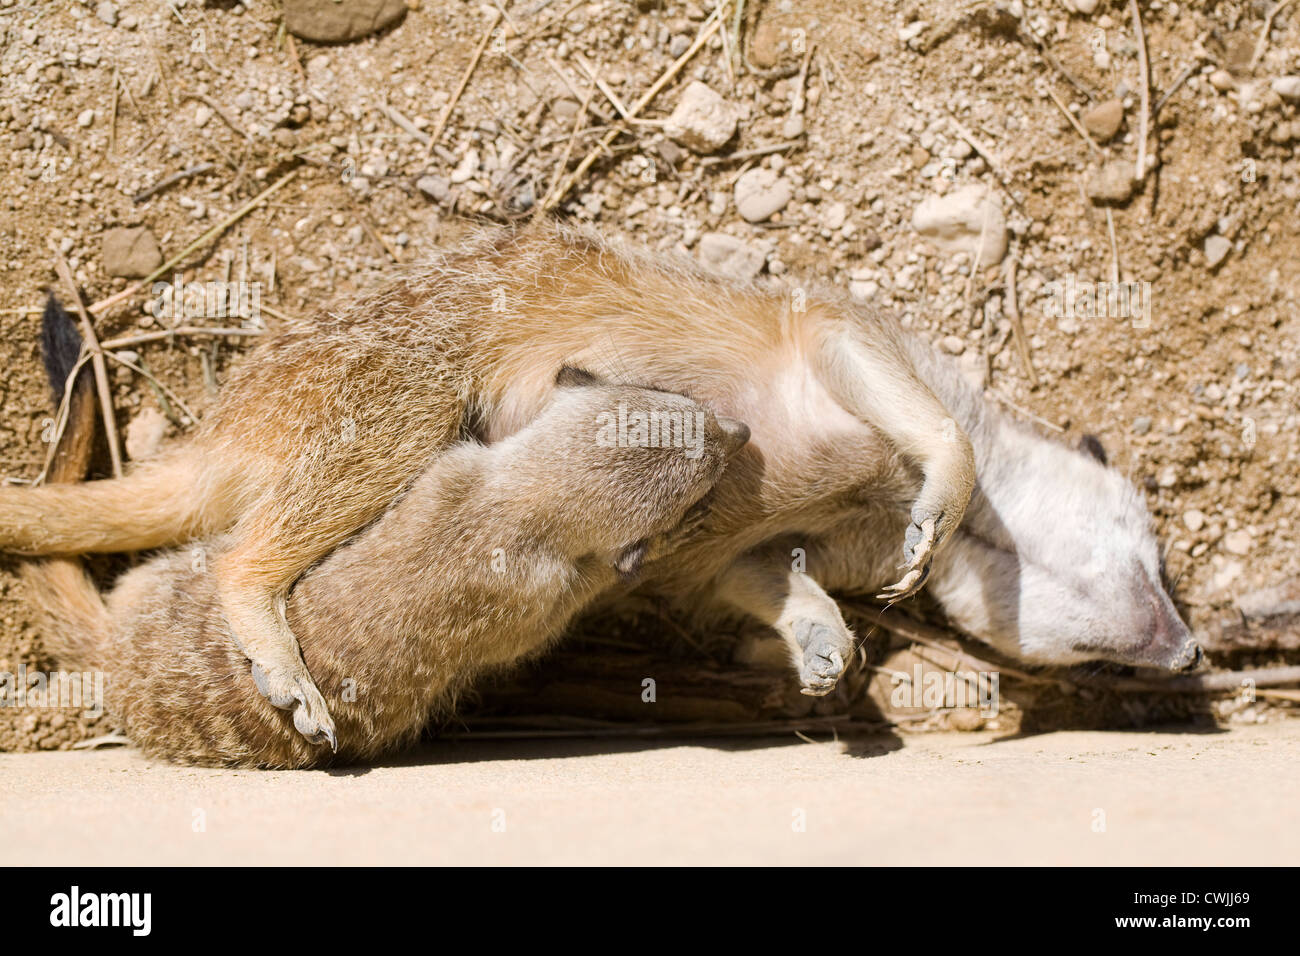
[2,221,973,738]
[30,379,744,768]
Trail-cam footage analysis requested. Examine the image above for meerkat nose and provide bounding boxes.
[716,417,751,457]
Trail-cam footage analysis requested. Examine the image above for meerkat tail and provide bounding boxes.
[17,296,111,669]
[0,299,220,555]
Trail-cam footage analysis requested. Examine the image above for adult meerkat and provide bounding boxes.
[25,312,747,767]
[3,222,1198,746]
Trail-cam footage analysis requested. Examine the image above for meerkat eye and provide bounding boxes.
[555,365,601,388]
[613,539,649,580]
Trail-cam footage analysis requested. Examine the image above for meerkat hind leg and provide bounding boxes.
[714,549,856,696]
[816,325,976,601]
[213,539,339,750]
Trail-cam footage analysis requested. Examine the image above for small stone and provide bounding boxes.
[911,184,1008,264]
[416,175,450,202]
[551,98,580,121]
[696,233,765,280]
[1081,98,1123,141]
[749,20,785,69]
[125,406,168,461]
[194,104,213,127]
[449,147,479,184]
[899,21,926,44]
[1204,235,1231,268]
[95,1,118,26]
[1086,160,1136,205]
[1073,0,1099,13]
[282,0,408,43]
[1272,76,1300,102]
[1183,509,1206,533]
[820,201,848,231]
[1131,415,1152,436]
[656,140,686,166]
[948,709,985,732]
[849,279,879,301]
[1223,530,1252,556]
[668,34,690,58]
[1209,69,1236,93]
[733,167,793,222]
[1156,465,1178,488]
[664,81,738,154]
[76,109,95,128]
[102,227,163,278]
[939,335,966,355]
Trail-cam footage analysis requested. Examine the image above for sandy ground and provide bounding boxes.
[2,721,1296,866]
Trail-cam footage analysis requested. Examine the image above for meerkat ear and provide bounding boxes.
[613,539,649,581]
[1078,433,1108,466]
[555,365,601,388]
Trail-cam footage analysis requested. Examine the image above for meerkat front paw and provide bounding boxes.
[878,446,974,601]
[250,658,337,750]
[790,616,853,697]
[877,510,940,601]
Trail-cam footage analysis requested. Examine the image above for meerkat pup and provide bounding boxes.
[25,327,748,767]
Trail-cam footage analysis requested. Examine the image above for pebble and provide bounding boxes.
[1272,76,1300,103]
[76,109,95,128]
[1223,529,1252,556]
[696,232,765,280]
[1086,160,1136,204]
[95,1,118,26]
[910,184,1008,264]
[1209,69,1236,93]
[449,148,479,184]
[1132,415,1152,435]
[1183,509,1206,533]
[282,0,408,43]
[416,175,450,202]
[102,227,163,278]
[820,201,848,231]
[1074,0,1100,13]
[939,335,966,355]
[125,406,168,461]
[1081,98,1123,141]
[849,279,879,301]
[664,81,738,155]
[733,168,793,222]
[1213,560,1244,592]
[1204,235,1231,268]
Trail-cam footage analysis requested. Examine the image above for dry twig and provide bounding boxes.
[425,10,502,159]
[542,7,725,212]
[53,256,123,478]
[1249,0,1296,72]
[1004,254,1039,387]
